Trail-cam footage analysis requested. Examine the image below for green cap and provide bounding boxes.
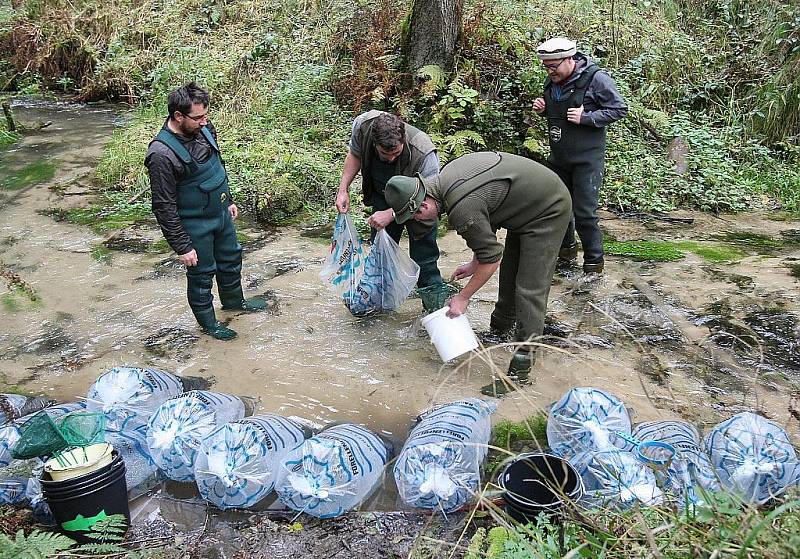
[385,175,425,224]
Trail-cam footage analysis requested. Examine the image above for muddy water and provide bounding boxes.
[2,101,800,520]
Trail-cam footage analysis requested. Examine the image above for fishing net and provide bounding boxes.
[11,411,106,460]
[416,282,460,313]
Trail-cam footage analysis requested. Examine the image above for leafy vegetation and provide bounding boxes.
[460,491,800,558]
[1,0,798,226]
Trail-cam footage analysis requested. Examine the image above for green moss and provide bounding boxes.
[148,238,171,253]
[713,231,782,254]
[676,241,746,262]
[0,160,56,190]
[65,194,151,233]
[604,240,685,261]
[236,230,251,244]
[786,262,800,279]
[485,413,548,475]
[1,293,19,312]
[90,245,113,265]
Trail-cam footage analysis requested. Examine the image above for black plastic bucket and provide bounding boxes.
[41,453,124,493]
[498,453,584,523]
[45,464,130,543]
[42,462,126,500]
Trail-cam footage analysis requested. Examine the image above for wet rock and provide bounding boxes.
[103,229,157,253]
[693,300,800,374]
[779,229,800,245]
[21,324,77,355]
[144,326,199,360]
[588,292,684,350]
[299,221,334,239]
[135,258,185,281]
[701,266,755,291]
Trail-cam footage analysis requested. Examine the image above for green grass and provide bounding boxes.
[463,492,800,559]
[0,160,56,190]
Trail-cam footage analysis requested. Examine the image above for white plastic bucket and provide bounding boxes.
[421,306,479,362]
[45,443,115,481]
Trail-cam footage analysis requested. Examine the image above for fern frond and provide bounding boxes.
[416,64,446,88]
[2,529,75,559]
[73,542,129,554]
[450,130,486,146]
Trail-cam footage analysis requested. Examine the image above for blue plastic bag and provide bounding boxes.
[320,213,366,311]
[346,229,419,316]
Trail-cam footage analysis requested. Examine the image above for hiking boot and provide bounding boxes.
[583,257,605,274]
[557,242,578,264]
[480,351,533,397]
[193,308,238,341]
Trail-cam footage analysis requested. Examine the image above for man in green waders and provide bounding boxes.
[384,152,571,396]
[533,37,627,274]
[335,111,447,311]
[145,82,266,340]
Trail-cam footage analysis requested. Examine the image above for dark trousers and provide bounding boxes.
[370,191,443,287]
[490,203,571,345]
[183,210,243,313]
[549,160,605,263]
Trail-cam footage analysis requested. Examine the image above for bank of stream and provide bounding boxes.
[1,100,800,556]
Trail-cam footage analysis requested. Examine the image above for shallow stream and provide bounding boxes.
[1,100,799,526]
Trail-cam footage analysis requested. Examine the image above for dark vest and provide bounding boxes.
[154,126,231,219]
[356,110,435,205]
[543,65,605,167]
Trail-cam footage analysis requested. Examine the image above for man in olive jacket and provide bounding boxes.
[385,152,571,396]
[533,37,627,273]
[145,82,266,340]
[335,111,444,307]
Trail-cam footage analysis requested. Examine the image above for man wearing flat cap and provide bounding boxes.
[533,37,627,274]
[384,152,571,396]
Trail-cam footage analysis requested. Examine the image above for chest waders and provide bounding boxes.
[367,150,443,296]
[437,153,571,396]
[544,65,606,267]
[155,127,254,339]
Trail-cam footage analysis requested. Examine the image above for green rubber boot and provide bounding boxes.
[220,288,268,312]
[193,308,238,341]
[480,351,533,397]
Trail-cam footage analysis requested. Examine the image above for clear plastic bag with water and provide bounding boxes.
[147,391,247,482]
[631,420,720,504]
[320,213,366,310]
[275,423,391,518]
[105,429,159,491]
[705,412,800,504]
[1,402,86,468]
[0,458,43,506]
[393,398,496,512]
[86,366,184,436]
[195,414,310,510]
[547,387,632,461]
[578,449,664,510]
[0,394,51,426]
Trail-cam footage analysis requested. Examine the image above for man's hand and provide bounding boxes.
[228,204,239,220]
[367,208,395,230]
[452,259,478,281]
[446,292,470,318]
[179,249,198,267]
[533,97,546,114]
[335,190,350,213]
[567,105,584,124]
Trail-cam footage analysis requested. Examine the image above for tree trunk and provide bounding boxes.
[405,0,462,73]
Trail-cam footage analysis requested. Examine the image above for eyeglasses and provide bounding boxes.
[182,110,209,122]
[542,59,566,71]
